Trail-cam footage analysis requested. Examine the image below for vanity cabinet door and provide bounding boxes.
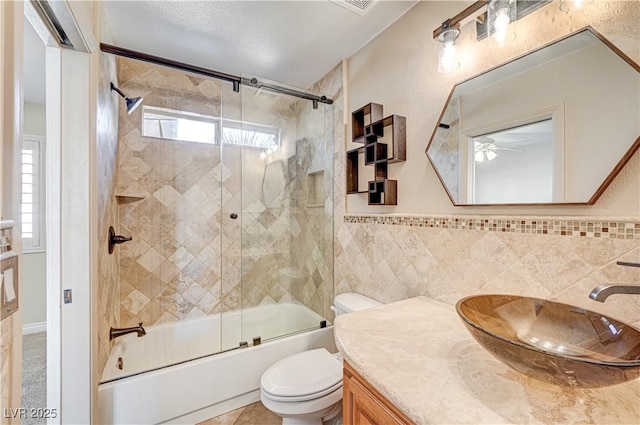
[343,362,415,425]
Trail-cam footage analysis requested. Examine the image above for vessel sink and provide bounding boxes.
[456,295,640,387]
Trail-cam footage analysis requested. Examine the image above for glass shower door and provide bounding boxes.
[237,78,334,346]
[112,58,228,380]
[219,80,245,351]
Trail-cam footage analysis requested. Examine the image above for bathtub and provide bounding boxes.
[98,302,336,424]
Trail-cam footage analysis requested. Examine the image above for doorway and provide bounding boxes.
[21,14,48,425]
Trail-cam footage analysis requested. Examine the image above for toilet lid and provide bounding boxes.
[261,349,343,400]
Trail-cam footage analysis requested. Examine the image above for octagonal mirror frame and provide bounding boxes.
[425,26,640,206]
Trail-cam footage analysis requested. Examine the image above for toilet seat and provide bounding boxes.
[261,348,343,402]
[262,380,343,402]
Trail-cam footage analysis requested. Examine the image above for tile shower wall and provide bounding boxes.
[115,57,227,325]
[232,90,298,312]
[97,6,120,377]
[335,1,640,327]
[114,58,330,327]
[288,63,341,319]
[233,83,335,316]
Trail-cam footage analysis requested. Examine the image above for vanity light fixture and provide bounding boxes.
[437,20,461,74]
[433,1,488,74]
[433,0,552,72]
[487,0,516,47]
[110,82,143,114]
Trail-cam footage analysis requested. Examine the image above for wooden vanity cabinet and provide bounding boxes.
[343,362,415,425]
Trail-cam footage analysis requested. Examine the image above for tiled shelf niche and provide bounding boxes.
[347,103,406,205]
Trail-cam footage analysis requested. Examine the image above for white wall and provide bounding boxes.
[20,253,46,327]
[24,102,45,135]
[23,102,46,328]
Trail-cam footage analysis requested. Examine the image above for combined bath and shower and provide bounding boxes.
[110,82,143,114]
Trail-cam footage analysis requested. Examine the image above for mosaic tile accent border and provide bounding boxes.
[344,215,640,239]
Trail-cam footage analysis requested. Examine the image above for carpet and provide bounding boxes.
[21,332,47,425]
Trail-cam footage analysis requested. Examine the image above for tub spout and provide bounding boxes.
[110,322,146,341]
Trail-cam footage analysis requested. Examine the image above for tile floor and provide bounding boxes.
[197,402,281,425]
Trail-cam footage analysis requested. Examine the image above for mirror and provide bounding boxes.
[426,27,640,206]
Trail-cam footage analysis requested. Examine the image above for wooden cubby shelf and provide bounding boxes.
[346,103,406,205]
[352,103,384,143]
[365,142,387,165]
[369,180,397,206]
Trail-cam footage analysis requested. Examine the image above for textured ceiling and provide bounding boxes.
[102,0,417,89]
[24,16,46,105]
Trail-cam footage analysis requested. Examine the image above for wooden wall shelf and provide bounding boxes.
[352,103,384,143]
[347,103,406,205]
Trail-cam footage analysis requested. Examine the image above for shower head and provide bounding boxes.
[110,82,143,114]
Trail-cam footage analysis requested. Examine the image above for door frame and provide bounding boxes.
[23,1,99,423]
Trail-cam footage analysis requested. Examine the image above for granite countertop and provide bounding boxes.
[334,296,640,425]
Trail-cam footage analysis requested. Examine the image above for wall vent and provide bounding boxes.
[330,0,377,16]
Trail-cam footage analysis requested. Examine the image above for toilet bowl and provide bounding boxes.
[260,293,381,425]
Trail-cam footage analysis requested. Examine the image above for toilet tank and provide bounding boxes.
[333,293,381,316]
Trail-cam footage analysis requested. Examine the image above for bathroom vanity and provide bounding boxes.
[343,361,414,425]
[334,296,640,425]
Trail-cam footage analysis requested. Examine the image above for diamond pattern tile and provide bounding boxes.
[153,185,181,206]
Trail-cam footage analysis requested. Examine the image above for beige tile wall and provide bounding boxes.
[334,217,640,327]
[116,57,228,326]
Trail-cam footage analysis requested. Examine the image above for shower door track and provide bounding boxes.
[100,43,333,107]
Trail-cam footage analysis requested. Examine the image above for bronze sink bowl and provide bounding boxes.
[456,295,640,387]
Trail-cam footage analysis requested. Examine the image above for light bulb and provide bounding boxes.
[493,10,511,46]
[488,0,516,47]
[437,26,460,74]
[438,42,459,73]
[486,150,497,161]
[475,151,484,162]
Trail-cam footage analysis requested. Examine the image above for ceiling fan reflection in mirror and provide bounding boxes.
[473,136,525,162]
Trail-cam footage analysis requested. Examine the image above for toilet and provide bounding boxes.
[260,293,381,425]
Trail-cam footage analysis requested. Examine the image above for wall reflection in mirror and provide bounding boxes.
[426,27,640,206]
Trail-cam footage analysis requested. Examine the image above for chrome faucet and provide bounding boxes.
[589,261,640,302]
[110,322,146,341]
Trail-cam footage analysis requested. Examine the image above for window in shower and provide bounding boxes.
[221,120,279,150]
[142,106,218,144]
[142,105,279,150]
